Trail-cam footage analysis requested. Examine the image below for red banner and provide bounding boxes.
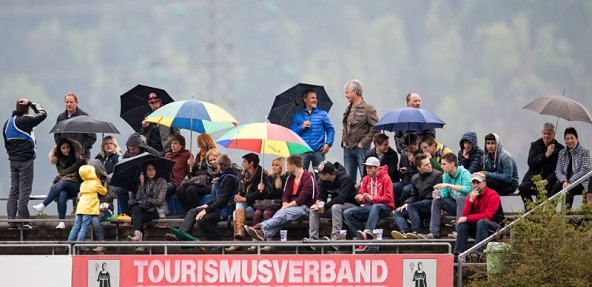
[73,254,453,287]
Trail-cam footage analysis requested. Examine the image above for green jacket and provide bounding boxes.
[441,166,472,199]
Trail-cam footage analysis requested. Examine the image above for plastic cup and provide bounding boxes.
[280,230,288,241]
[436,188,442,198]
[340,230,347,240]
[373,229,383,240]
[317,201,325,214]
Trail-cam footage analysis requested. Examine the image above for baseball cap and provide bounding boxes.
[315,161,335,174]
[147,92,161,103]
[471,172,486,182]
[362,157,380,167]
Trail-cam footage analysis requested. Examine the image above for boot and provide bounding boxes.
[128,230,143,241]
[587,193,592,205]
[234,209,246,240]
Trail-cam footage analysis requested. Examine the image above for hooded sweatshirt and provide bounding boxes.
[358,165,395,210]
[76,165,108,215]
[483,133,519,188]
[441,165,473,199]
[457,131,484,174]
[283,170,317,207]
[124,132,160,158]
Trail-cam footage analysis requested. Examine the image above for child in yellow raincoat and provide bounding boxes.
[68,165,107,241]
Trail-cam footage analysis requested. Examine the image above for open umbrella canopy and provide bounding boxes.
[216,122,312,157]
[120,84,175,132]
[144,99,239,134]
[373,107,446,132]
[110,152,175,192]
[522,96,592,124]
[267,83,333,128]
[49,115,119,134]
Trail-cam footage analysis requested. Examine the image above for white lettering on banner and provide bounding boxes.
[132,258,388,284]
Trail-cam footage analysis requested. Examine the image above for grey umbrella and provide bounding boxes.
[49,115,120,134]
[522,96,592,124]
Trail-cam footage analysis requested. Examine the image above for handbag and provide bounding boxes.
[253,199,282,211]
[132,199,156,213]
[182,174,210,187]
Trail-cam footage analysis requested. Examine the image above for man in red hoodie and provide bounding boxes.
[343,157,394,251]
[454,172,505,256]
[247,155,317,241]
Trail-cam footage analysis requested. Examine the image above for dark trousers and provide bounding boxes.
[179,207,222,240]
[130,205,158,232]
[454,219,501,254]
[176,184,212,213]
[550,181,585,208]
[8,160,34,222]
[518,178,553,206]
[486,177,516,195]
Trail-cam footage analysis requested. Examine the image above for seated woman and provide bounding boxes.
[225,153,268,251]
[163,134,191,219]
[33,138,86,229]
[176,149,221,212]
[127,161,167,251]
[93,136,122,220]
[551,127,591,208]
[165,154,238,249]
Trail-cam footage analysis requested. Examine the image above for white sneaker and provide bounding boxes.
[56,222,66,229]
[33,203,45,213]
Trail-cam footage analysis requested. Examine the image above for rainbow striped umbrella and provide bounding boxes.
[144,99,238,134]
[216,122,312,157]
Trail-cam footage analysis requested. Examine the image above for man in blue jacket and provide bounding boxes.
[480,133,519,195]
[3,98,47,229]
[291,89,335,172]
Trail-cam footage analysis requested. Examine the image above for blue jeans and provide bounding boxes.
[115,187,132,215]
[393,182,413,207]
[454,219,501,254]
[68,214,92,241]
[43,180,81,219]
[343,204,391,237]
[429,196,466,238]
[302,150,325,172]
[393,199,432,233]
[90,210,111,241]
[343,147,369,183]
[233,202,255,219]
[261,205,309,240]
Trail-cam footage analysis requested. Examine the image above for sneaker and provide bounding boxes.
[32,203,45,213]
[424,233,438,239]
[261,245,274,252]
[56,222,66,229]
[92,246,106,252]
[405,232,419,239]
[391,230,407,239]
[21,224,33,230]
[322,236,339,251]
[80,247,91,252]
[154,221,170,229]
[165,233,177,241]
[303,238,316,251]
[356,230,373,240]
[247,227,264,241]
[135,246,146,252]
[414,233,427,239]
[445,219,456,227]
[8,225,18,230]
[355,245,368,252]
[447,231,457,239]
[468,253,486,263]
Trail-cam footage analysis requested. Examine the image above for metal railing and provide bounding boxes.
[456,170,592,287]
[0,242,71,255]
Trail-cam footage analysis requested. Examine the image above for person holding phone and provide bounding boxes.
[453,172,505,260]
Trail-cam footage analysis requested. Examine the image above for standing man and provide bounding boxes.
[54,92,96,159]
[306,161,358,248]
[518,123,564,207]
[481,133,520,195]
[290,89,335,171]
[3,98,47,229]
[247,155,316,242]
[454,172,505,259]
[140,93,180,155]
[343,157,394,251]
[425,153,472,239]
[341,79,380,183]
[457,131,484,173]
[394,93,436,153]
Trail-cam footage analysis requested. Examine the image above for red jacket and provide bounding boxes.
[462,186,505,223]
[358,165,395,210]
[165,149,191,187]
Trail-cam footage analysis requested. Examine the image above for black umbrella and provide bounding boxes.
[110,152,175,192]
[120,84,175,132]
[49,115,120,134]
[267,83,333,128]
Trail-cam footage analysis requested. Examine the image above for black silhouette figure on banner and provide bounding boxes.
[97,262,111,287]
[411,261,427,287]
